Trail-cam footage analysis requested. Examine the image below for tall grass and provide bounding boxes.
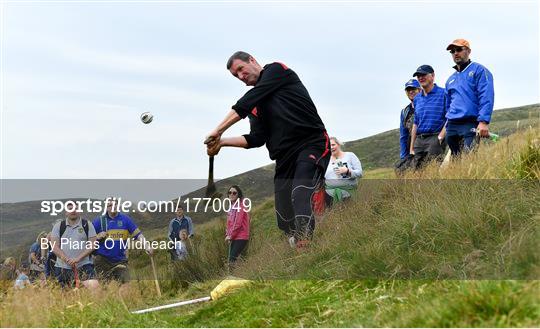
[234,130,539,280]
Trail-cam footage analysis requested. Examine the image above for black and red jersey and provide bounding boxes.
[232,62,326,161]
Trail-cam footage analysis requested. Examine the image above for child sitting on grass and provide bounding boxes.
[175,229,189,261]
[14,264,31,289]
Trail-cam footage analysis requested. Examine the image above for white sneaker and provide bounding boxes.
[288,236,296,249]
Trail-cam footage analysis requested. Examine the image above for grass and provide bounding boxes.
[229,130,539,282]
[2,279,538,327]
[1,123,539,328]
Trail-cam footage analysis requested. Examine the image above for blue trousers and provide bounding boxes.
[446,121,478,156]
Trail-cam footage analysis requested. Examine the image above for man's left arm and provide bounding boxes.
[476,66,495,137]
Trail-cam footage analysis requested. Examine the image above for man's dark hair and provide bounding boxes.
[226,51,252,70]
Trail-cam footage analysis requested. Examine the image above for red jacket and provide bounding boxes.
[226,203,250,240]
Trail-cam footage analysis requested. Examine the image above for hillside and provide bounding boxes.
[1,103,538,258]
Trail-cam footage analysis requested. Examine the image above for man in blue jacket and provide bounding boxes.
[445,39,494,156]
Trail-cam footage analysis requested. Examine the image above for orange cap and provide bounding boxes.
[446,39,470,50]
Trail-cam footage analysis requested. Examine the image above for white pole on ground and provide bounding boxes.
[131,296,211,314]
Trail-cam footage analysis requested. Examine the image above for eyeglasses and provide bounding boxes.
[449,47,465,54]
[228,191,238,195]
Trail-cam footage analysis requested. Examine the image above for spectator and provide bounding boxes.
[0,257,17,281]
[205,51,330,250]
[175,229,190,261]
[226,185,250,266]
[14,264,31,289]
[93,198,153,283]
[28,231,47,282]
[50,202,99,289]
[409,65,447,169]
[324,137,362,205]
[168,204,194,261]
[444,38,495,156]
[395,79,422,175]
[1,258,17,292]
[44,231,56,278]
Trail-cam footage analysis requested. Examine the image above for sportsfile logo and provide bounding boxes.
[40,197,178,216]
[40,197,252,216]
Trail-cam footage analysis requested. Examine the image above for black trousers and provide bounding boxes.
[228,240,248,263]
[274,136,330,240]
[413,134,446,169]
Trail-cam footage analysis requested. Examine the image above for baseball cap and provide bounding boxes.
[413,65,434,77]
[446,38,470,50]
[404,79,421,89]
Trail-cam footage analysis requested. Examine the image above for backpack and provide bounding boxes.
[59,219,90,239]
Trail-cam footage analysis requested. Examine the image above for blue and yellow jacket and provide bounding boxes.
[93,213,141,263]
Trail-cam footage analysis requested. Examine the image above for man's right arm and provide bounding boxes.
[51,237,70,265]
[208,114,265,155]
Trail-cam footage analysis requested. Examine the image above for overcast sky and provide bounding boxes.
[1,1,539,180]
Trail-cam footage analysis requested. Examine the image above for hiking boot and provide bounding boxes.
[295,240,310,252]
[288,236,296,249]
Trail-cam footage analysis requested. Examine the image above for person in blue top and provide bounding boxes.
[28,231,47,282]
[168,204,194,261]
[399,79,422,160]
[93,198,153,283]
[409,65,447,169]
[395,79,422,175]
[444,39,495,156]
